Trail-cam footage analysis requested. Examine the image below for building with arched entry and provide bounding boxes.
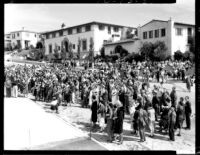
[41,21,137,58]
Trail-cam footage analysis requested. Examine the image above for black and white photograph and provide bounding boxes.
[4,1,196,154]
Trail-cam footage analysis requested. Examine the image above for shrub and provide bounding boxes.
[174,50,183,61]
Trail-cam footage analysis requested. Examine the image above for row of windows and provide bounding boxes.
[48,40,87,54]
[11,32,37,39]
[98,25,119,33]
[175,28,192,36]
[143,28,166,39]
[46,25,91,39]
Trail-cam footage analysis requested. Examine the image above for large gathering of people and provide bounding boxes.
[4,59,194,144]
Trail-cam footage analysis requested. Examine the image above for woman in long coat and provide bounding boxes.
[91,95,98,127]
[113,100,124,144]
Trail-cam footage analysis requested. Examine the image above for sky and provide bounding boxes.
[4,0,195,34]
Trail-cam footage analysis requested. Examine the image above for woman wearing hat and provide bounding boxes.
[113,100,124,144]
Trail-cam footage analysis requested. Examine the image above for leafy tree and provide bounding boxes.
[152,41,168,61]
[140,42,154,60]
[183,51,195,62]
[174,50,183,61]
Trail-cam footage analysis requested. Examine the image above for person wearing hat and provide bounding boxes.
[113,100,124,144]
[170,86,178,111]
[184,96,192,130]
[152,90,160,121]
[175,97,185,136]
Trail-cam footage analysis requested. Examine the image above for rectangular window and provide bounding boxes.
[77,27,81,33]
[161,28,166,37]
[108,26,111,34]
[85,25,91,31]
[73,44,75,49]
[59,31,63,36]
[68,29,72,35]
[17,33,19,37]
[82,40,87,51]
[58,46,60,50]
[99,25,105,30]
[135,30,138,36]
[35,34,37,37]
[52,33,56,38]
[114,27,119,32]
[46,34,49,39]
[149,31,153,38]
[155,29,159,38]
[49,44,52,54]
[12,34,15,39]
[143,32,147,39]
[176,28,182,36]
[188,28,192,36]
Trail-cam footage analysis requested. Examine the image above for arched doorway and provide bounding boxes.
[36,41,43,49]
[62,37,69,53]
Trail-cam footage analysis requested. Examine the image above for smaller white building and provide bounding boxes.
[5,30,41,50]
[104,38,141,55]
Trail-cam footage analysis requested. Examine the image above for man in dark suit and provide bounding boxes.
[185,96,192,130]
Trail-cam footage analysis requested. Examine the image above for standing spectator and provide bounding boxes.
[137,100,148,142]
[113,100,124,145]
[185,76,192,92]
[152,90,160,121]
[176,97,185,136]
[185,96,192,130]
[91,95,98,127]
[168,106,176,141]
[106,103,114,142]
[170,86,178,111]
[147,103,155,137]
[97,101,106,132]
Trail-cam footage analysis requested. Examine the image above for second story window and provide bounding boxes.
[143,32,147,39]
[12,34,15,39]
[59,31,63,36]
[35,34,37,37]
[114,27,119,32]
[17,33,19,37]
[155,29,159,38]
[188,28,192,36]
[77,27,81,33]
[85,25,91,31]
[176,28,182,36]
[52,33,56,38]
[149,31,153,39]
[161,28,166,37]
[99,25,105,31]
[46,34,49,39]
[68,29,72,35]
[73,44,75,49]
[108,26,111,34]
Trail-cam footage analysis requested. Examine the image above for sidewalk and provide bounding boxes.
[4,97,106,150]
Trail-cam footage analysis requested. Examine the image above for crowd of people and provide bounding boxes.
[4,59,194,144]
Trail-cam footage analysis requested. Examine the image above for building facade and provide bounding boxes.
[5,30,41,50]
[42,21,136,57]
[104,38,141,55]
[137,19,195,56]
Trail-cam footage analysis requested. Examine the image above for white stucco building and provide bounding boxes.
[104,38,142,55]
[5,30,41,50]
[137,19,195,56]
[42,21,136,57]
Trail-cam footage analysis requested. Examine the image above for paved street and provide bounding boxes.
[4,97,106,150]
